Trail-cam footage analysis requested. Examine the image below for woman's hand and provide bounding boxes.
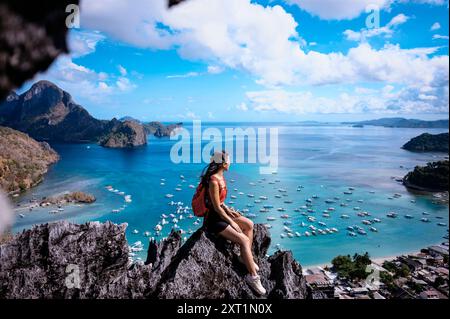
[230,221,243,233]
[225,206,241,218]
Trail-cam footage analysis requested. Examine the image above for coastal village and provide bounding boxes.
[304,240,449,299]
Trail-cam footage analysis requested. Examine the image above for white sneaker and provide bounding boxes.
[245,274,267,296]
[237,254,260,272]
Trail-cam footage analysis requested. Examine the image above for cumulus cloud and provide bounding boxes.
[286,0,447,20]
[38,55,137,102]
[285,0,391,20]
[343,14,410,41]
[431,22,441,30]
[78,0,448,91]
[244,84,449,115]
[433,34,450,40]
[68,30,106,58]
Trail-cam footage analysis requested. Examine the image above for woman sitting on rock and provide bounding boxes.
[200,150,266,295]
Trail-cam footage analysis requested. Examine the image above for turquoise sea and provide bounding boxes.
[12,123,449,266]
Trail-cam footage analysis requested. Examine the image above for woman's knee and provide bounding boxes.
[238,234,251,247]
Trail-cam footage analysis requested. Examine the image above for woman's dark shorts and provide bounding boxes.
[204,210,230,234]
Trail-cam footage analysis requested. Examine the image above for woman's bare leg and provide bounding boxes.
[234,216,254,248]
[218,226,257,276]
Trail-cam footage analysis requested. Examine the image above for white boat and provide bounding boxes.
[165,194,174,198]
[362,220,372,225]
[189,185,195,189]
[295,232,301,237]
[341,214,350,219]
[370,227,378,232]
[281,214,290,219]
[277,207,286,212]
[357,229,367,235]
[304,232,311,237]
[284,200,293,204]
[373,218,381,223]
[132,229,139,234]
[154,224,163,232]
[267,217,277,221]
[19,214,25,218]
[421,218,430,223]
[175,188,182,192]
[348,232,357,237]
[405,215,414,219]
[318,221,327,227]
[387,212,397,218]
[259,196,268,200]
[247,194,255,198]
[280,234,286,239]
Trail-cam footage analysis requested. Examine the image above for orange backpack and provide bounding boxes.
[192,183,209,217]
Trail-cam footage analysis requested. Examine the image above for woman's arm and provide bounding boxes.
[209,181,242,232]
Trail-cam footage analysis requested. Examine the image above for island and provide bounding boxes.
[344,118,449,129]
[0,81,147,148]
[403,160,449,192]
[40,192,96,207]
[0,126,59,194]
[402,133,449,153]
[119,117,183,138]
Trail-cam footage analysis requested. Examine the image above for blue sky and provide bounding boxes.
[26,0,449,122]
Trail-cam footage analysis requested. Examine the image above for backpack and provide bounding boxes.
[192,183,209,217]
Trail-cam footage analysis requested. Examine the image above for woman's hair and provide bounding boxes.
[200,150,229,187]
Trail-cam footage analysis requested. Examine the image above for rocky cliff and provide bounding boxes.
[0,126,59,194]
[0,81,147,148]
[402,133,449,153]
[144,121,183,137]
[403,160,449,192]
[0,221,312,299]
[100,120,147,148]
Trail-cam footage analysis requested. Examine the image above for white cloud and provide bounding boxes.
[207,65,224,74]
[244,83,449,115]
[79,0,448,91]
[433,34,450,40]
[431,22,441,31]
[166,72,200,79]
[118,65,128,76]
[343,14,410,41]
[286,0,391,20]
[286,0,447,20]
[68,30,106,58]
[236,102,249,111]
[37,55,137,102]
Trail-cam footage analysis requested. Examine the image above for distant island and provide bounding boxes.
[402,133,449,153]
[403,160,449,192]
[0,81,183,149]
[119,117,183,138]
[0,126,59,194]
[344,118,449,129]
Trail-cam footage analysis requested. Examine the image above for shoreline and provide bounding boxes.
[303,244,445,270]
